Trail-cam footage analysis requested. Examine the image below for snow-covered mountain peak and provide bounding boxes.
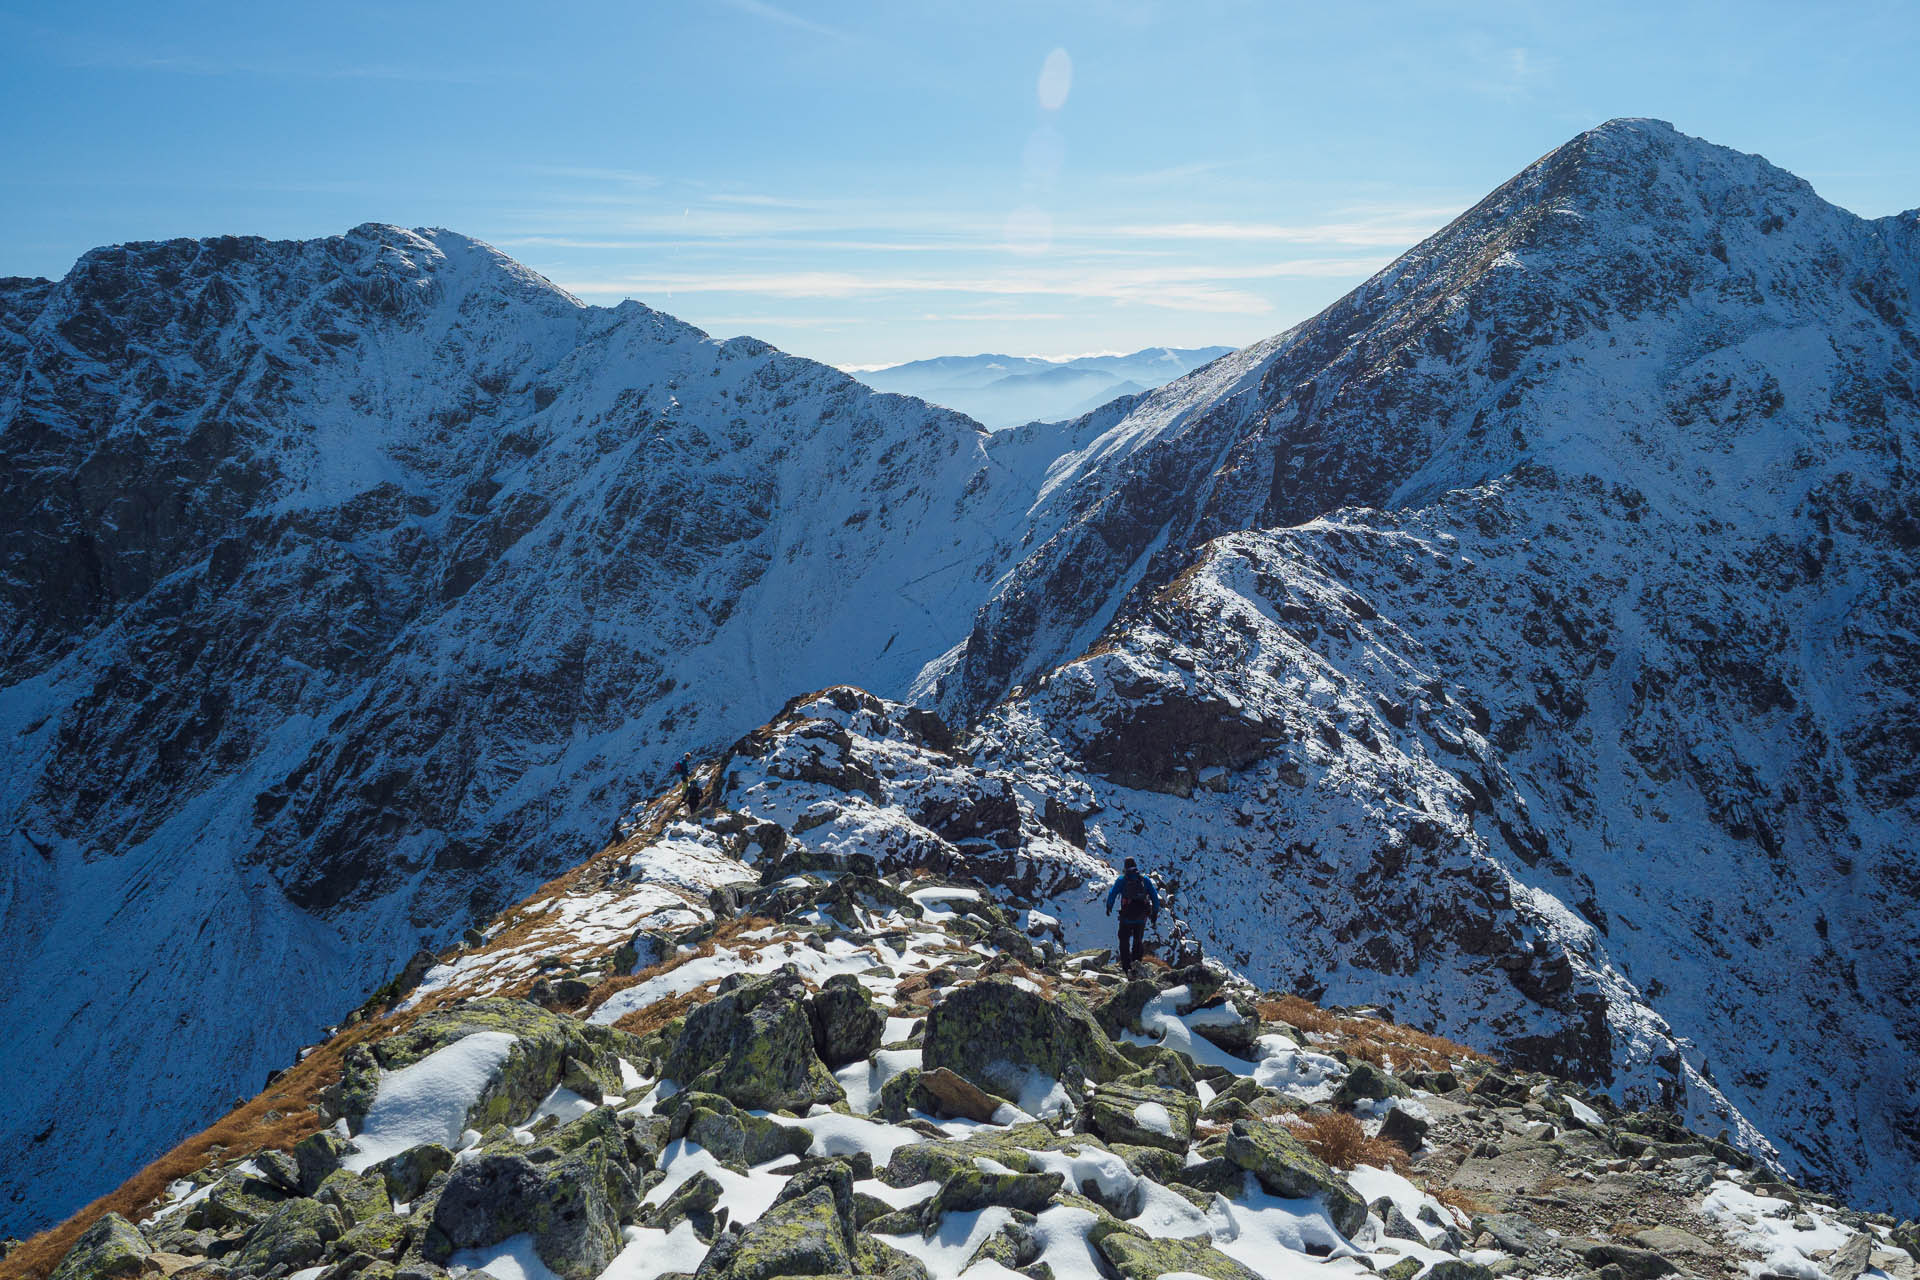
[5,123,1918,1241]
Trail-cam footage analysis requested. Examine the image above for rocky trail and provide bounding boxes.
[17,698,1920,1280]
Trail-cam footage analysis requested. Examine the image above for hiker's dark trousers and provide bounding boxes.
[1117,920,1146,969]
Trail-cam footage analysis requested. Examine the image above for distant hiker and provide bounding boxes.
[1105,857,1160,971]
[674,753,700,809]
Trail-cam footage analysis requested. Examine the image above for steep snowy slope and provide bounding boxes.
[914,119,1920,1209]
[0,226,1064,1236]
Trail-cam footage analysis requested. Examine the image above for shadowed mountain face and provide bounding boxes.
[2,119,1917,1234]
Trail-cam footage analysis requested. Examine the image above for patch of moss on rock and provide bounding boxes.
[1086,1081,1197,1153]
[920,977,1130,1105]
[1095,1233,1263,1280]
[50,1213,153,1280]
[1222,1120,1367,1236]
[663,967,844,1112]
[232,1197,344,1274]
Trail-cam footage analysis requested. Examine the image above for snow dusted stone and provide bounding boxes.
[49,1213,152,1280]
[1095,1232,1264,1280]
[1222,1119,1368,1236]
[1086,1081,1198,1153]
[422,1110,642,1280]
[920,976,1131,1105]
[333,999,636,1146]
[668,1092,812,1171]
[698,1183,849,1280]
[662,966,844,1112]
[806,973,884,1069]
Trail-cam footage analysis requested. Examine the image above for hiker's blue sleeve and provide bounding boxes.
[1105,879,1120,912]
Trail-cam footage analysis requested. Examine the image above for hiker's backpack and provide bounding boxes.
[1119,871,1151,915]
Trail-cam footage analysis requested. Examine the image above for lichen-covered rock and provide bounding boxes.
[1222,1120,1367,1236]
[374,1144,455,1204]
[875,1067,924,1123]
[924,1167,1064,1219]
[1109,1143,1186,1183]
[422,1111,641,1280]
[337,1209,415,1262]
[336,999,639,1135]
[649,1171,726,1240]
[921,977,1130,1105]
[1086,1081,1198,1153]
[233,1197,344,1275]
[317,1168,392,1228]
[670,1093,813,1170]
[664,967,844,1112]
[293,1131,354,1196]
[696,1184,849,1280]
[807,974,884,1069]
[198,1173,287,1231]
[50,1213,153,1280]
[1094,1233,1263,1280]
[1333,1060,1410,1106]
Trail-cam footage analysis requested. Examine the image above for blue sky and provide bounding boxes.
[2,1,1915,368]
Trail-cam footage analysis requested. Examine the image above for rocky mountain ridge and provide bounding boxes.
[3,117,1917,1237]
[19,743,1920,1280]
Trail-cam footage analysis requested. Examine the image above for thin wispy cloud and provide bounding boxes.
[713,0,849,41]
[555,255,1392,314]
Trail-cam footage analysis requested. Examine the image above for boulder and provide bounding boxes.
[233,1198,345,1275]
[317,1169,393,1228]
[331,999,639,1135]
[924,1168,1064,1219]
[921,977,1130,1105]
[1576,1242,1677,1278]
[423,1111,642,1280]
[695,1184,848,1280]
[649,1171,725,1240]
[671,1093,814,1170]
[1422,1263,1494,1280]
[1475,1212,1553,1257]
[1086,1081,1198,1153]
[664,967,845,1112]
[914,1067,1003,1122]
[806,975,884,1069]
[374,1144,455,1204]
[1222,1120,1367,1237]
[1378,1105,1429,1151]
[1094,1233,1263,1280]
[337,1210,414,1262]
[293,1131,354,1196]
[51,1214,154,1280]
[1369,1196,1425,1244]
[1333,1061,1410,1106]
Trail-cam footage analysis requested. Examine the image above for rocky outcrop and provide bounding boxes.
[663,967,844,1111]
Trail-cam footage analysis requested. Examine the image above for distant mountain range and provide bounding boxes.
[852,346,1235,427]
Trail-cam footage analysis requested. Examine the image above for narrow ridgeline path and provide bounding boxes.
[26,795,1920,1280]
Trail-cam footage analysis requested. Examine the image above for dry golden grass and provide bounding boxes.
[1430,1184,1488,1219]
[1285,1110,1411,1173]
[613,985,712,1038]
[579,914,779,1021]
[1255,995,1487,1072]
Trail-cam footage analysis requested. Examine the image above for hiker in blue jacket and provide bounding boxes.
[1105,857,1160,971]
